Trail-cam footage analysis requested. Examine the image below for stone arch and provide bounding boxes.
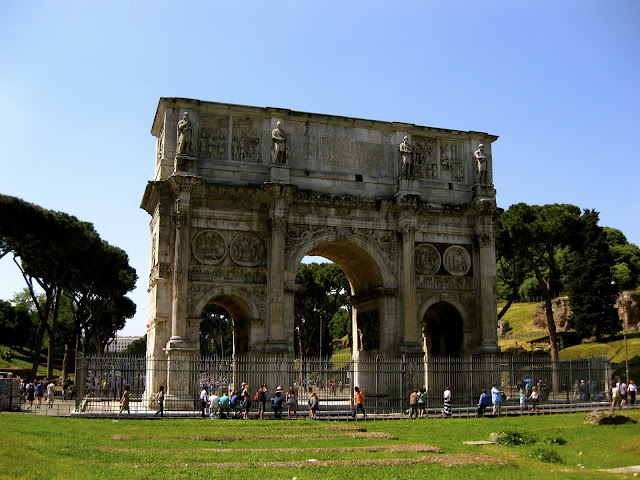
[286,231,395,292]
[191,286,262,355]
[286,232,397,355]
[419,295,467,357]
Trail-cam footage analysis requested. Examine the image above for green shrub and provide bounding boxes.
[542,434,566,445]
[496,429,537,446]
[528,446,563,464]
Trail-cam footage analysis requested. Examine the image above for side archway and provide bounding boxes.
[419,295,467,357]
[191,286,262,355]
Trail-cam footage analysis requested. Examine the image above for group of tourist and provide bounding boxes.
[610,378,637,409]
[21,378,57,409]
[139,382,366,420]
[194,383,320,420]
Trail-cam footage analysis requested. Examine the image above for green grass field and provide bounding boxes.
[1,411,639,479]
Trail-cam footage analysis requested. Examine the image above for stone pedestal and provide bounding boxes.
[164,346,196,410]
[395,177,420,200]
[174,155,196,175]
[269,163,290,183]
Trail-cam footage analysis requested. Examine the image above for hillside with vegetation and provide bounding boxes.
[498,299,640,379]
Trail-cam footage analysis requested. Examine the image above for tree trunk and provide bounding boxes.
[47,288,61,379]
[526,251,560,393]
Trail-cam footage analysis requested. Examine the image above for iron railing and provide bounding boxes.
[74,354,612,416]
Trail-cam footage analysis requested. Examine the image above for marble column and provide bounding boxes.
[476,220,500,353]
[266,200,287,352]
[167,191,192,349]
[400,225,421,352]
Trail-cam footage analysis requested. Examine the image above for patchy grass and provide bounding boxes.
[1,410,639,479]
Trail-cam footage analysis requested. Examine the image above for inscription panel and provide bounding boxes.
[287,121,395,176]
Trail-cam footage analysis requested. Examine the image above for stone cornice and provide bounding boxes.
[153,97,499,143]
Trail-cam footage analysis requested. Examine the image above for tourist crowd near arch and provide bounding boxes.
[140,97,501,405]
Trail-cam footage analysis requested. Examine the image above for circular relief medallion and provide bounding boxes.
[443,245,471,276]
[230,233,265,267]
[192,230,227,265]
[415,243,441,275]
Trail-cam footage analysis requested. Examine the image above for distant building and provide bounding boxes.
[106,336,142,353]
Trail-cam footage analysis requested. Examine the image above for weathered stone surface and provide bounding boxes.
[141,97,501,399]
[532,298,572,330]
[583,410,638,425]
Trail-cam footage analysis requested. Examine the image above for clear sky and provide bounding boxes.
[1,1,638,337]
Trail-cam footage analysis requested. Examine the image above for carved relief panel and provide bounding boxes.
[440,140,465,183]
[443,245,471,276]
[192,230,227,265]
[231,117,262,163]
[412,137,438,180]
[197,115,229,159]
[230,233,265,267]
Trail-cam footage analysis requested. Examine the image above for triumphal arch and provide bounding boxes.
[140,97,500,401]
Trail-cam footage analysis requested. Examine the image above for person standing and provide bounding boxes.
[286,386,297,419]
[519,385,526,412]
[46,381,55,409]
[529,386,540,412]
[117,384,130,418]
[152,386,164,417]
[257,384,268,420]
[418,387,427,418]
[491,383,504,417]
[352,386,366,419]
[308,387,319,419]
[200,386,209,417]
[628,380,637,405]
[409,389,419,419]
[442,386,452,418]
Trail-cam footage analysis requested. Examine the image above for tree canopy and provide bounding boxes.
[0,194,137,378]
[294,262,350,357]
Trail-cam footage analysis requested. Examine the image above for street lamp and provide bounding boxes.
[620,295,632,383]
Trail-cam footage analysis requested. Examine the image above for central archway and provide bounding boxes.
[287,234,396,358]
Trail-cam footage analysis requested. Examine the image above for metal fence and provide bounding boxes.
[74,354,611,416]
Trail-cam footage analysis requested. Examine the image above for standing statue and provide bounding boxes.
[474,143,488,184]
[177,112,193,156]
[399,135,414,177]
[271,121,287,164]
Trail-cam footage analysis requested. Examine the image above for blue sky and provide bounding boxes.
[1,1,638,336]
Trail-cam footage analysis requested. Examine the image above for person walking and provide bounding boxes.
[352,386,366,419]
[117,384,131,418]
[152,386,164,417]
[442,386,452,418]
[35,380,44,408]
